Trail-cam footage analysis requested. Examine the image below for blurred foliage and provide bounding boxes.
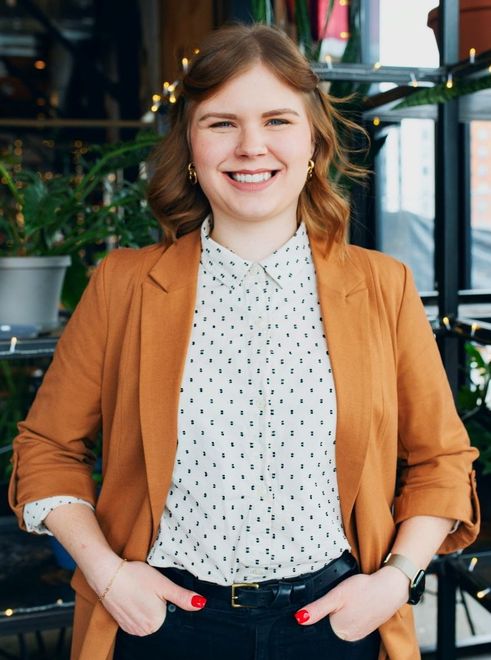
[458,343,491,475]
[0,131,160,258]
[0,361,48,483]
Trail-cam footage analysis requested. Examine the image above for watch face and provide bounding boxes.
[408,570,426,605]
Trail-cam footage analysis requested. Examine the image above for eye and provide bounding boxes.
[209,121,235,128]
[267,118,290,126]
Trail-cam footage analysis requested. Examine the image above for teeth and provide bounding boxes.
[231,171,273,183]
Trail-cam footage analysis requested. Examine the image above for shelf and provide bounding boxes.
[363,87,491,122]
[0,336,58,360]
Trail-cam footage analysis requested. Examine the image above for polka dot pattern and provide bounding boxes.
[148,216,349,585]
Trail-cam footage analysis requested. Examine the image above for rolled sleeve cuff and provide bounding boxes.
[23,496,95,535]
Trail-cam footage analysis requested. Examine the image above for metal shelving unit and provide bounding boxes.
[0,336,58,361]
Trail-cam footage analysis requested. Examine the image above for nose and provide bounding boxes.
[235,125,267,158]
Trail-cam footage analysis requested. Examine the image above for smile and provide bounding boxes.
[228,171,275,183]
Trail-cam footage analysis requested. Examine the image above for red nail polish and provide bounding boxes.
[191,595,207,608]
[294,609,310,624]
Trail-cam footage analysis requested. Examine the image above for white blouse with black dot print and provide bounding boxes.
[24,215,350,585]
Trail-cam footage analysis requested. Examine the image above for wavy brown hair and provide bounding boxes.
[147,22,367,248]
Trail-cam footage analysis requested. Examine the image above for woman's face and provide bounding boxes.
[189,63,314,228]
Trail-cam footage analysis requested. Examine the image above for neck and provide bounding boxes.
[209,213,298,261]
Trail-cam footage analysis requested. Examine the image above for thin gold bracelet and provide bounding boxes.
[98,558,127,602]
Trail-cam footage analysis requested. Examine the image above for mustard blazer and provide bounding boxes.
[9,226,480,660]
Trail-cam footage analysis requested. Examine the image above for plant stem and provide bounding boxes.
[0,161,25,250]
[74,137,159,202]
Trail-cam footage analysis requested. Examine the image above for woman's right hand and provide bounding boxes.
[94,558,207,636]
[42,505,206,636]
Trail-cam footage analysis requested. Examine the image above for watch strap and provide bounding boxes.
[383,552,419,582]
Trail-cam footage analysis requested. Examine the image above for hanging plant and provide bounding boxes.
[394,72,491,110]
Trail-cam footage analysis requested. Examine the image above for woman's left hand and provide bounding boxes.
[294,566,409,642]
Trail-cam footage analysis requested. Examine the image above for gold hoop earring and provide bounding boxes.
[306,159,315,181]
[187,162,198,185]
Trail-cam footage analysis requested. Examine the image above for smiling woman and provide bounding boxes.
[147,23,366,251]
[9,21,480,660]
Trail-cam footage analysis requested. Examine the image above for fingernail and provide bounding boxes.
[191,595,207,608]
[294,609,310,624]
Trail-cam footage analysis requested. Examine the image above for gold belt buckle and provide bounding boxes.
[231,582,260,608]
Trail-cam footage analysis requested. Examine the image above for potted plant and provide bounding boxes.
[458,342,491,521]
[427,0,491,62]
[0,132,160,332]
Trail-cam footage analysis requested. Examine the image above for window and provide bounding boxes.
[376,119,435,292]
[471,121,491,289]
[379,0,439,68]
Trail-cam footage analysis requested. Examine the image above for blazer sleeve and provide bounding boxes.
[392,264,480,553]
[8,256,109,530]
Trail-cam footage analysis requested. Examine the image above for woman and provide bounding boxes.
[9,23,479,660]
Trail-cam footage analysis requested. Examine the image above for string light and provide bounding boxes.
[372,117,381,127]
[442,316,451,330]
[468,556,478,572]
[477,588,491,599]
[373,61,381,70]
[1,600,72,618]
[9,337,17,354]
[340,31,350,39]
[410,73,418,88]
[469,48,476,64]
[34,60,46,70]
[446,73,453,89]
[324,54,333,70]
[150,49,201,113]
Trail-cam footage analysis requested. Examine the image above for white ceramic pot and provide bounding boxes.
[0,255,71,332]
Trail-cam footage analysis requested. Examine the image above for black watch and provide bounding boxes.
[383,553,426,605]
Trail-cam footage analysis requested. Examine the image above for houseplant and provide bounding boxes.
[0,132,160,330]
[458,342,491,520]
[427,0,491,62]
[0,132,161,517]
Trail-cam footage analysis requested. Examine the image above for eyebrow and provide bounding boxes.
[197,108,301,122]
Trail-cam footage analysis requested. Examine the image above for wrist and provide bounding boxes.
[374,566,410,607]
[84,550,124,595]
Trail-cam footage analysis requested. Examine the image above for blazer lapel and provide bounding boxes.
[309,234,372,551]
[139,228,201,543]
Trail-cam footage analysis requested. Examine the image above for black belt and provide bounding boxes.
[159,550,358,609]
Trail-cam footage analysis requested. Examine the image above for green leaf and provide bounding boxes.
[251,0,272,23]
[394,73,491,109]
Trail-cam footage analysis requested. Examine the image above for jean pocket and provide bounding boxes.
[142,610,168,637]
[325,614,369,645]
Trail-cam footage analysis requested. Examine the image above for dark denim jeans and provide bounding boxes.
[113,564,380,660]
